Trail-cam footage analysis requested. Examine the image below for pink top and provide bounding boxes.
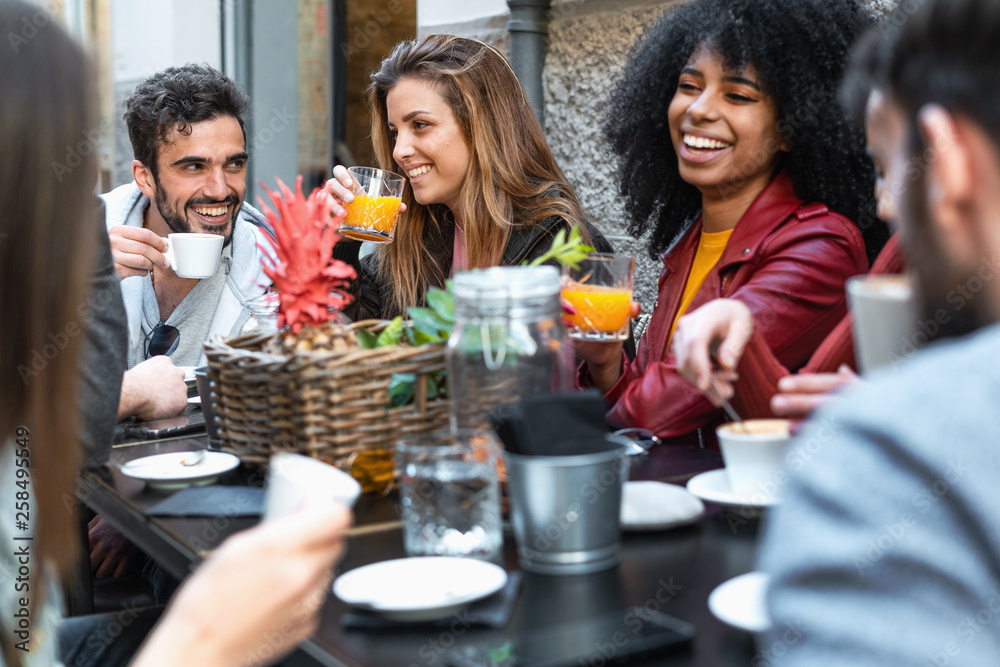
[451,224,468,277]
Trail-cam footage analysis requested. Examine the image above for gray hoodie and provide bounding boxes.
[101,182,273,367]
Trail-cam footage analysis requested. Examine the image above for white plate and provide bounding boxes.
[709,571,772,633]
[334,557,508,622]
[620,481,705,531]
[686,469,780,509]
[120,451,240,490]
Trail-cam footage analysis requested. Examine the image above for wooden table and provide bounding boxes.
[78,438,761,666]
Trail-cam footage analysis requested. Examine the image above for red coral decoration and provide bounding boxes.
[257,176,356,334]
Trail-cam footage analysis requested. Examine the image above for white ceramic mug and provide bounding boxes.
[163,233,224,279]
[847,275,917,373]
[264,452,362,521]
[716,420,792,499]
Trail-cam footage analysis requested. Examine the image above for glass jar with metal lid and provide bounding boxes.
[446,265,574,430]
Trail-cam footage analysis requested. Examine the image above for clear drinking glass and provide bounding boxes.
[396,429,503,559]
[562,254,635,342]
[339,166,405,244]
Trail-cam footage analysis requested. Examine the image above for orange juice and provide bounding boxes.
[562,282,632,332]
[341,195,401,242]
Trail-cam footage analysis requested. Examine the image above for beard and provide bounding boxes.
[901,154,993,344]
[154,181,239,248]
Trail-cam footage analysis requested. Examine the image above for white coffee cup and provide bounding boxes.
[264,452,362,521]
[847,275,917,373]
[716,419,792,499]
[163,233,224,279]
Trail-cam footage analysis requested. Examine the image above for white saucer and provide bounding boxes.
[334,557,508,622]
[686,469,780,508]
[708,571,772,633]
[120,451,240,490]
[620,481,705,531]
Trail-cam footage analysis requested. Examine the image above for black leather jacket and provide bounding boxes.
[337,216,616,322]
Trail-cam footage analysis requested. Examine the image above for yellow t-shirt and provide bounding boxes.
[667,228,735,346]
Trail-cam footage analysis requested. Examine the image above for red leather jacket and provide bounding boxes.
[731,233,906,419]
[587,172,868,445]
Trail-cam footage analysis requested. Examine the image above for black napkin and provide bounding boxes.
[493,391,613,456]
[146,486,264,517]
[341,571,522,631]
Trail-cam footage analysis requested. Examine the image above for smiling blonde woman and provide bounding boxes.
[328,34,615,320]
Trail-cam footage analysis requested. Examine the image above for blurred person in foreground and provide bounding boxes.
[0,3,350,666]
[756,0,1000,662]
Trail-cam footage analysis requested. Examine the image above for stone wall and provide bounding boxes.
[421,0,897,307]
[544,0,679,308]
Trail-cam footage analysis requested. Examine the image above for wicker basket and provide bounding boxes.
[202,319,450,467]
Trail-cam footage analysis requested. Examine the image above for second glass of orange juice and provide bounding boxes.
[339,167,405,243]
[562,253,635,341]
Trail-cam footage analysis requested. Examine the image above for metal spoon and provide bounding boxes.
[708,379,748,433]
[180,450,206,466]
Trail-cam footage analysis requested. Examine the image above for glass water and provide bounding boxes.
[396,430,503,559]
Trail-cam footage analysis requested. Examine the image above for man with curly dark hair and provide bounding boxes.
[575,0,887,445]
[102,64,273,370]
[91,64,274,589]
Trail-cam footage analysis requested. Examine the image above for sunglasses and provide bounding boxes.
[145,321,180,359]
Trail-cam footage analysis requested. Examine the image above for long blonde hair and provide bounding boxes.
[0,4,95,663]
[368,34,590,316]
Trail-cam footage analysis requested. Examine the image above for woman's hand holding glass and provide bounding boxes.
[325,165,407,222]
[566,299,641,393]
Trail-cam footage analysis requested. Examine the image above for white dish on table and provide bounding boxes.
[120,451,239,490]
[686,469,781,509]
[333,557,508,622]
[619,481,705,531]
[708,571,772,633]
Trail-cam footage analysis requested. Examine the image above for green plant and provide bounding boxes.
[360,228,595,408]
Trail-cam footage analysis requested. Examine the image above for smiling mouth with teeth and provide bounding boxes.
[682,134,732,150]
[407,165,431,178]
[192,205,229,218]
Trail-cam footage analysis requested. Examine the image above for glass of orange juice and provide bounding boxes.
[561,254,635,341]
[339,167,405,243]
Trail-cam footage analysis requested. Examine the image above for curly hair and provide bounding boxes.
[124,63,250,179]
[604,0,888,263]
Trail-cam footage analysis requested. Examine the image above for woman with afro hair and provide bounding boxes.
[576,0,887,445]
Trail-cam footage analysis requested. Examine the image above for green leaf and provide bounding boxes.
[388,373,415,408]
[425,288,455,324]
[375,316,404,348]
[357,329,379,349]
[408,307,450,338]
[526,225,595,270]
[411,328,438,346]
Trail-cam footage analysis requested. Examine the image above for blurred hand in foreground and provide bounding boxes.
[133,502,352,667]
